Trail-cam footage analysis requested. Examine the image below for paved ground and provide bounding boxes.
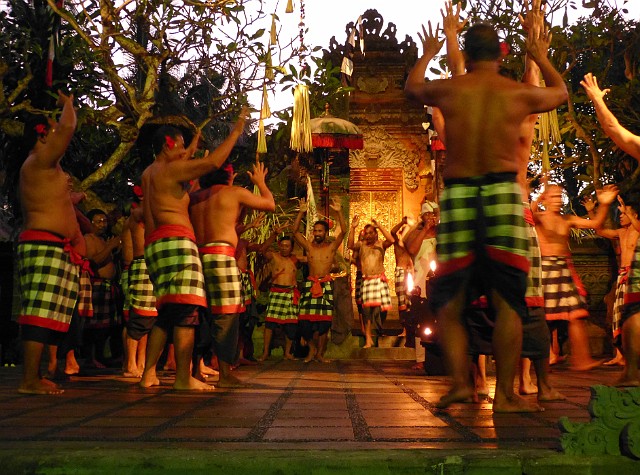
[0,358,638,473]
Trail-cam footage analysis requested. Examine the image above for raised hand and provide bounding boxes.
[596,184,619,205]
[580,73,610,103]
[617,195,629,215]
[56,89,74,108]
[329,197,342,213]
[371,218,379,229]
[441,0,467,38]
[185,129,202,158]
[418,21,444,58]
[525,19,551,63]
[298,198,308,213]
[581,194,596,213]
[351,214,360,229]
[519,0,545,33]
[247,161,268,185]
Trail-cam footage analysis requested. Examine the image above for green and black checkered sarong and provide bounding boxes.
[199,242,243,315]
[120,266,130,319]
[299,278,333,322]
[266,285,299,324]
[130,256,157,316]
[144,225,207,309]
[523,204,543,308]
[436,173,530,276]
[17,230,80,332]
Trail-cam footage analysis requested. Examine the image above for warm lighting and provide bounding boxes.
[423,327,433,336]
[406,272,414,293]
[429,260,437,272]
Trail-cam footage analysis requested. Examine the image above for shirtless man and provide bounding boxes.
[533,184,617,370]
[258,226,300,361]
[122,198,157,378]
[587,195,640,368]
[404,3,568,411]
[293,198,346,362]
[17,90,82,394]
[438,1,566,401]
[348,217,395,348]
[140,115,246,391]
[391,217,415,329]
[84,209,121,367]
[582,72,640,386]
[189,161,275,386]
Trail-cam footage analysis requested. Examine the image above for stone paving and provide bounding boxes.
[0,359,637,473]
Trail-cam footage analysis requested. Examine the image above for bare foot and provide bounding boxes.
[549,355,566,366]
[518,383,538,395]
[163,363,176,372]
[493,393,543,413]
[315,355,331,363]
[217,374,245,388]
[139,374,161,388]
[603,356,625,366]
[476,385,490,397]
[284,354,296,361]
[436,386,475,409]
[173,377,214,391]
[615,376,640,387]
[200,365,219,377]
[304,347,317,363]
[257,354,268,362]
[123,369,142,378]
[18,378,64,395]
[90,359,107,369]
[237,357,258,366]
[411,362,424,371]
[363,339,374,349]
[538,388,566,402]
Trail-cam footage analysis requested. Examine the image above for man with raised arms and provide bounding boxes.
[139,111,246,391]
[189,161,275,386]
[17,91,82,394]
[405,1,568,411]
[293,198,346,362]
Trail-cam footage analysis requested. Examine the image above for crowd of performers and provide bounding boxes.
[15,1,640,413]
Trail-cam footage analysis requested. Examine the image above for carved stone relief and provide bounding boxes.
[349,126,420,191]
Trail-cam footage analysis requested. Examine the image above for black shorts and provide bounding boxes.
[127,310,157,340]
[155,303,200,331]
[298,320,331,340]
[21,324,65,346]
[265,321,298,340]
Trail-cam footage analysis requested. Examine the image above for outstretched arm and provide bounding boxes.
[441,1,467,76]
[373,218,395,249]
[292,199,310,251]
[347,214,360,251]
[404,21,446,104]
[568,185,618,230]
[330,198,347,249]
[36,90,77,167]
[581,73,640,162]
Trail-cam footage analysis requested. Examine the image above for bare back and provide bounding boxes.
[189,185,242,247]
[141,162,193,236]
[428,71,543,179]
[130,208,146,257]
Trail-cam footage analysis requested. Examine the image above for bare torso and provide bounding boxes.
[359,242,387,276]
[189,185,241,247]
[431,71,535,179]
[141,162,193,237]
[269,253,298,286]
[618,226,640,267]
[307,243,336,277]
[535,212,573,256]
[393,242,414,270]
[85,233,117,279]
[20,159,79,239]
[130,208,146,257]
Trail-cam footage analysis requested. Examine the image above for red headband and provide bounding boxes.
[165,135,176,149]
[35,124,48,136]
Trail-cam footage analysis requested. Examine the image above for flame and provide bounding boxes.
[423,327,433,336]
[406,272,414,293]
[430,260,437,273]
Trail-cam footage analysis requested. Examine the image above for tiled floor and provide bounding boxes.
[0,358,623,451]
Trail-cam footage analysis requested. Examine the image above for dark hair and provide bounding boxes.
[151,125,182,157]
[464,24,501,62]
[199,161,233,189]
[363,224,377,234]
[23,115,50,153]
[86,209,107,222]
[313,220,329,232]
[278,235,293,245]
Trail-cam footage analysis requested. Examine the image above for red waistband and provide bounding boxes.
[199,244,236,257]
[19,230,85,267]
[363,273,387,282]
[145,225,196,246]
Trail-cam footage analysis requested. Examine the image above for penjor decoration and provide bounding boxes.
[290,84,313,153]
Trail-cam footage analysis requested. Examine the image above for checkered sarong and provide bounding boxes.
[299,277,333,322]
[362,274,392,311]
[17,230,80,332]
[87,278,116,329]
[613,267,628,341]
[200,242,243,314]
[622,244,640,325]
[266,285,299,324]
[120,266,130,319]
[144,225,207,309]
[240,268,256,306]
[523,204,543,308]
[541,255,589,321]
[437,174,529,276]
[355,270,363,305]
[78,269,94,318]
[130,257,157,316]
[394,267,411,311]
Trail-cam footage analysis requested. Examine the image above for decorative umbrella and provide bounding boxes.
[310,103,364,218]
